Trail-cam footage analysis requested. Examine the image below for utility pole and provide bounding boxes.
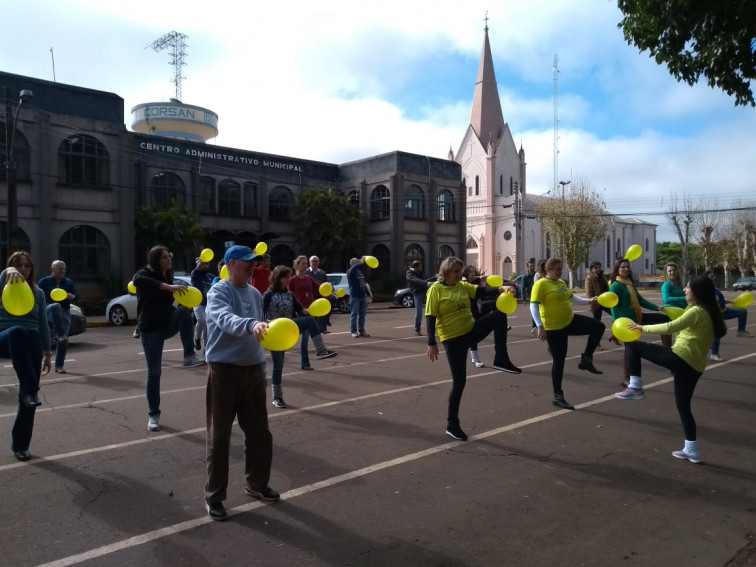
[4,86,33,254]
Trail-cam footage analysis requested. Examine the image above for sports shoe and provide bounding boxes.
[351,333,360,338]
[205,501,227,521]
[183,354,206,368]
[316,349,338,360]
[578,355,603,374]
[470,351,485,368]
[194,338,202,351]
[147,415,160,431]
[615,387,645,400]
[246,486,281,502]
[358,332,370,337]
[710,354,724,362]
[672,449,702,464]
[737,330,753,338]
[552,394,574,410]
[530,327,538,337]
[492,360,521,374]
[471,360,485,368]
[414,330,422,336]
[445,424,468,441]
[132,328,140,339]
[272,398,287,408]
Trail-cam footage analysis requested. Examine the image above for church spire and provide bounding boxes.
[469,18,505,147]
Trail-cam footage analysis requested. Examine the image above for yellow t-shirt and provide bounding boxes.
[643,305,714,372]
[530,277,574,331]
[425,281,477,342]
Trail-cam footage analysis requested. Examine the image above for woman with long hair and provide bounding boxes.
[426,256,520,441]
[621,275,727,463]
[0,251,52,461]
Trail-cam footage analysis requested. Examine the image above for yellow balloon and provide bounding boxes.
[174,286,202,308]
[335,288,346,298]
[200,248,214,262]
[308,297,332,317]
[496,291,517,314]
[220,265,229,280]
[2,280,35,316]
[597,291,618,308]
[612,317,641,342]
[732,292,754,309]
[127,281,137,294]
[486,275,504,287]
[319,282,333,296]
[260,318,300,351]
[662,306,685,321]
[254,242,268,255]
[365,255,379,269]
[50,288,67,302]
[625,244,642,262]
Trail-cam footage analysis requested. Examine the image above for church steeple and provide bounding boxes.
[469,19,505,147]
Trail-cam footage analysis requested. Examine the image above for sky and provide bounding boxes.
[2,0,754,242]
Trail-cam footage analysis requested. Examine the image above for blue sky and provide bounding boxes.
[2,0,754,242]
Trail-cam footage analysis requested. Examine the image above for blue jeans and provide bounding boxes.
[270,317,321,386]
[710,307,747,354]
[0,327,42,452]
[349,296,368,334]
[47,303,71,369]
[413,292,425,332]
[139,308,195,417]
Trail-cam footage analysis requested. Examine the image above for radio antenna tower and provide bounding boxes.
[553,53,559,195]
[147,31,188,101]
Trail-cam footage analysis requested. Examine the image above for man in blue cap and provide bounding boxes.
[203,245,280,521]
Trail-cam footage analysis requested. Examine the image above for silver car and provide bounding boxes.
[106,275,191,326]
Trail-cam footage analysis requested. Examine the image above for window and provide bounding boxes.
[437,245,455,269]
[404,184,424,219]
[510,177,514,196]
[0,222,31,261]
[243,182,259,217]
[59,225,110,277]
[475,176,479,196]
[198,176,215,213]
[270,243,295,267]
[218,179,241,216]
[500,175,504,195]
[645,237,649,251]
[436,190,455,222]
[503,231,512,241]
[269,186,293,220]
[348,190,360,206]
[370,185,390,220]
[58,134,109,187]
[466,237,478,249]
[405,244,425,267]
[150,172,185,208]
[0,124,31,182]
[370,244,390,280]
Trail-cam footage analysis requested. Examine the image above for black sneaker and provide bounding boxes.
[552,394,575,410]
[445,424,468,441]
[316,349,337,360]
[578,355,603,374]
[272,398,287,408]
[194,338,202,351]
[245,486,281,502]
[492,360,522,374]
[205,500,227,521]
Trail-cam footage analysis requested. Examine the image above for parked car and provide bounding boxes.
[393,277,437,308]
[733,276,756,291]
[106,275,191,326]
[326,273,371,313]
[50,304,87,347]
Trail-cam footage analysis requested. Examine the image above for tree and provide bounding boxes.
[291,187,366,272]
[692,197,720,271]
[617,0,756,106]
[536,175,607,288]
[135,201,205,272]
[666,193,695,279]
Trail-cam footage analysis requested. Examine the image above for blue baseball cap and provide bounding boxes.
[224,245,260,264]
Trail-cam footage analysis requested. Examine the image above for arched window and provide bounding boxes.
[269,186,294,220]
[348,190,360,206]
[59,225,110,277]
[58,134,110,186]
[244,182,259,217]
[510,177,514,196]
[404,244,425,268]
[617,238,621,258]
[404,184,424,219]
[475,176,480,196]
[370,185,390,220]
[606,236,611,266]
[0,222,31,261]
[150,172,185,208]
[645,237,649,251]
[0,124,31,182]
[218,179,241,216]
[270,243,295,267]
[437,245,455,269]
[500,175,504,195]
[199,176,215,213]
[437,190,455,222]
[370,244,390,280]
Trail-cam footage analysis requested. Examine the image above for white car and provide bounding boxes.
[326,273,371,313]
[106,275,192,326]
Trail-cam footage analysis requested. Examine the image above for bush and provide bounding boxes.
[78,298,109,317]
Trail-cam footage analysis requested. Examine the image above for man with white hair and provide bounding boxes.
[37,260,79,373]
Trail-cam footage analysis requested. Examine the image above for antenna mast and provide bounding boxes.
[147,31,188,101]
[553,53,559,195]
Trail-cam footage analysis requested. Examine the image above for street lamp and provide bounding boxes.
[4,87,33,254]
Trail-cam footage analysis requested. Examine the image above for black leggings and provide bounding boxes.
[545,314,605,395]
[625,341,702,440]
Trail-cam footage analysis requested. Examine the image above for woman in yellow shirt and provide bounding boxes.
[530,258,604,410]
[426,257,520,441]
[622,275,726,464]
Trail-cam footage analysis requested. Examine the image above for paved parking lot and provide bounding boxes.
[1,299,755,566]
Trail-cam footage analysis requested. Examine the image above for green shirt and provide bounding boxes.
[643,305,713,372]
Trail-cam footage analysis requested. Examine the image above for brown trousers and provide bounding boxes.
[205,361,272,504]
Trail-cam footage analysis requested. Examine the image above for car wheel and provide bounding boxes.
[108,305,129,326]
[401,294,414,308]
[337,296,350,313]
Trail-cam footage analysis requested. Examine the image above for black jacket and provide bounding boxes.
[133,266,176,332]
[406,268,428,294]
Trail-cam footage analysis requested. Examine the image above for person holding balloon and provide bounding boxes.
[203,245,279,521]
[705,270,753,361]
[37,260,79,373]
[347,256,374,338]
[134,245,206,432]
[0,251,52,461]
[191,254,216,351]
[306,255,332,333]
[530,258,604,411]
[250,254,272,295]
[426,256,521,441]
[619,275,727,464]
[461,265,499,368]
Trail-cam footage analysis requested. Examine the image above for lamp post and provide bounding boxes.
[4,87,33,254]
[558,180,570,257]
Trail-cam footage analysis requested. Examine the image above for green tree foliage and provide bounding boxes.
[617,0,756,106]
[135,201,205,271]
[291,187,366,271]
[536,176,607,288]
[656,241,682,269]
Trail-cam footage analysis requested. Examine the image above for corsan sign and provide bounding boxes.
[138,142,304,173]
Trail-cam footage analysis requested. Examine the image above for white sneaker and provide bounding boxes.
[672,449,702,464]
[615,387,645,400]
[737,330,753,338]
[470,351,485,368]
[184,355,206,367]
[710,354,724,362]
[148,416,160,431]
